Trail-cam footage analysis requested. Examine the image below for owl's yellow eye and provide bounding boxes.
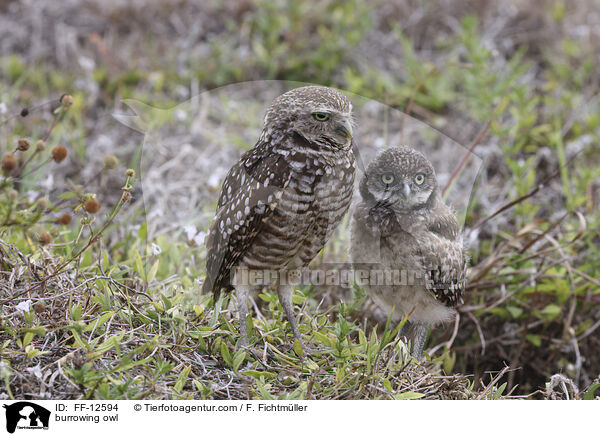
[381,174,395,184]
[414,173,425,185]
[312,112,330,121]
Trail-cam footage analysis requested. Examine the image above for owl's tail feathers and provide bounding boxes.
[201,277,211,295]
[201,273,231,303]
[203,276,222,329]
[201,274,219,299]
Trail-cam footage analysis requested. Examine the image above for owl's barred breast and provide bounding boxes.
[241,144,355,271]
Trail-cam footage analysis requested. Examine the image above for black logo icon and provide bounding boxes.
[3,402,50,433]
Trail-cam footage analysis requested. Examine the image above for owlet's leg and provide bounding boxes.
[398,319,412,340]
[411,323,429,360]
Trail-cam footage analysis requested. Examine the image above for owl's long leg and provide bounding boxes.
[411,323,429,360]
[398,319,412,340]
[235,284,250,347]
[277,283,305,353]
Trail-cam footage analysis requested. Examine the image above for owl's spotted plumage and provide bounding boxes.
[203,86,356,349]
[351,146,466,358]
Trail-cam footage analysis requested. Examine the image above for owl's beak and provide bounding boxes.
[336,119,353,140]
[402,182,411,198]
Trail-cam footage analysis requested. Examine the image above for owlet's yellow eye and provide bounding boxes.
[381,174,395,184]
[414,173,425,185]
[312,112,330,121]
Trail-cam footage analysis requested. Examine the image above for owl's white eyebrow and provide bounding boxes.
[310,107,351,116]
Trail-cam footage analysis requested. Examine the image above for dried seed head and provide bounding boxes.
[39,231,52,245]
[2,153,17,173]
[7,189,18,202]
[58,213,72,225]
[83,198,100,214]
[104,154,119,169]
[17,138,30,151]
[51,145,67,163]
[33,301,46,313]
[125,168,135,177]
[60,94,74,107]
[20,108,29,117]
[35,196,49,210]
[122,191,131,202]
[36,140,46,151]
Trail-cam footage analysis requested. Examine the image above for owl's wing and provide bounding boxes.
[417,210,466,307]
[203,143,292,297]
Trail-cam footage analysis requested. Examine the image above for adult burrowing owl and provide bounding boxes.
[351,146,465,359]
[203,86,355,350]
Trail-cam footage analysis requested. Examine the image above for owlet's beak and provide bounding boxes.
[402,182,411,197]
[336,119,353,140]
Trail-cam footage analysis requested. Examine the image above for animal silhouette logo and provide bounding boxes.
[3,402,50,433]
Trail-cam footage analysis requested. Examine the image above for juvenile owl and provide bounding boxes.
[203,86,355,350]
[351,146,465,359]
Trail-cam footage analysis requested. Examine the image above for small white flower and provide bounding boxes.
[151,243,162,255]
[183,225,198,241]
[15,300,33,313]
[193,231,206,246]
[26,364,43,379]
[40,174,54,192]
[208,173,221,188]
[183,225,206,245]
[0,361,13,385]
